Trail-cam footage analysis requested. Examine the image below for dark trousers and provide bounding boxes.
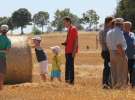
[128,59,135,86]
[101,50,111,86]
[65,54,74,84]
[0,58,6,75]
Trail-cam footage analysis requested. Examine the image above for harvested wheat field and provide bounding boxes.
[0,32,135,100]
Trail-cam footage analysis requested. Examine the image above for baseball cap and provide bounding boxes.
[32,36,41,41]
[113,18,124,24]
[1,25,9,31]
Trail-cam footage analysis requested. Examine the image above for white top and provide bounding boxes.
[106,27,127,50]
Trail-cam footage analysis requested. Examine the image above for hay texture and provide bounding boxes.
[5,36,33,84]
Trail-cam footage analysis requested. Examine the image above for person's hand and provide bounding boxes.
[72,52,76,58]
[117,49,122,55]
[117,44,124,56]
[125,55,128,63]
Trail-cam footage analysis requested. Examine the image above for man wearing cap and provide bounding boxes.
[63,17,78,85]
[123,21,135,87]
[106,18,128,89]
[0,25,11,90]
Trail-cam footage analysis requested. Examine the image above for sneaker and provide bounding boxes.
[103,84,110,89]
[69,82,74,85]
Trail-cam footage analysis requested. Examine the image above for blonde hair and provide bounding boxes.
[51,46,61,54]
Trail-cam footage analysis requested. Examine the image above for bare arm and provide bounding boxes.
[0,48,10,53]
[72,36,78,58]
[99,31,104,46]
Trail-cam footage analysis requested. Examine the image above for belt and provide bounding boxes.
[109,50,117,53]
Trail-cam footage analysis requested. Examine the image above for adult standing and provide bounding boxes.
[0,25,11,90]
[99,17,114,89]
[123,21,135,87]
[62,17,78,85]
[106,18,128,89]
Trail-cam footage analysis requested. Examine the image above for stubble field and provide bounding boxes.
[0,32,135,100]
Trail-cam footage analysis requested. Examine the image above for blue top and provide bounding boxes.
[124,32,135,59]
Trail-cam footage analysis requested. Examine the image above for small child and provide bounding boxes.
[50,46,62,82]
[32,36,48,81]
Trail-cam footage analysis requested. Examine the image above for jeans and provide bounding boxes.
[65,54,74,84]
[101,50,111,86]
[128,59,135,86]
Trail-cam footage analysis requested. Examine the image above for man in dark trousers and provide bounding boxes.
[99,17,114,89]
[62,17,78,85]
[123,21,135,88]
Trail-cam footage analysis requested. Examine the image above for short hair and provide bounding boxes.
[63,16,72,23]
[105,16,114,25]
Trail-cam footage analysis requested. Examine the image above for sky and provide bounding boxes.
[0,0,117,33]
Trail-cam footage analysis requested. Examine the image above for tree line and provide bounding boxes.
[1,0,133,35]
[0,8,100,35]
[116,0,135,31]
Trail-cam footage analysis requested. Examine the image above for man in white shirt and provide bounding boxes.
[106,18,128,89]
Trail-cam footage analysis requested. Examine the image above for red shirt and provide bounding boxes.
[65,25,78,54]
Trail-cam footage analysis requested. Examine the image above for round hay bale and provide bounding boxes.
[5,36,33,84]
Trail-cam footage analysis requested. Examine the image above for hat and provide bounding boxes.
[113,18,124,24]
[1,25,9,31]
[32,36,41,41]
[51,46,61,54]
[123,21,132,26]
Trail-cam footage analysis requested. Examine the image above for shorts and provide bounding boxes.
[39,60,48,74]
[51,70,61,78]
[0,58,6,74]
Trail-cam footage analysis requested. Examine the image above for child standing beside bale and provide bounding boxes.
[32,36,48,81]
[50,46,62,82]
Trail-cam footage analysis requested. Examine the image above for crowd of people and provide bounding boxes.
[0,16,135,91]
[32,17,78,85]
[0,17,78,90]
[99,17,135,89]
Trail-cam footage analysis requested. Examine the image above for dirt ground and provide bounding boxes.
[1,65,135,100]
[0,32,135,100]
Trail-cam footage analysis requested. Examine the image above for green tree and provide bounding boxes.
[32,26,42,35]
[7,17,16,32]
[12,8,32,35]
[116,0,135,30]
[0,17,16,32]
[0,17,9,26]
[81,10,100,30]
[33,11,49,34]
[52,8,83,31]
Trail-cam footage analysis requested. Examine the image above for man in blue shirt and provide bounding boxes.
[123,21,135,87]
